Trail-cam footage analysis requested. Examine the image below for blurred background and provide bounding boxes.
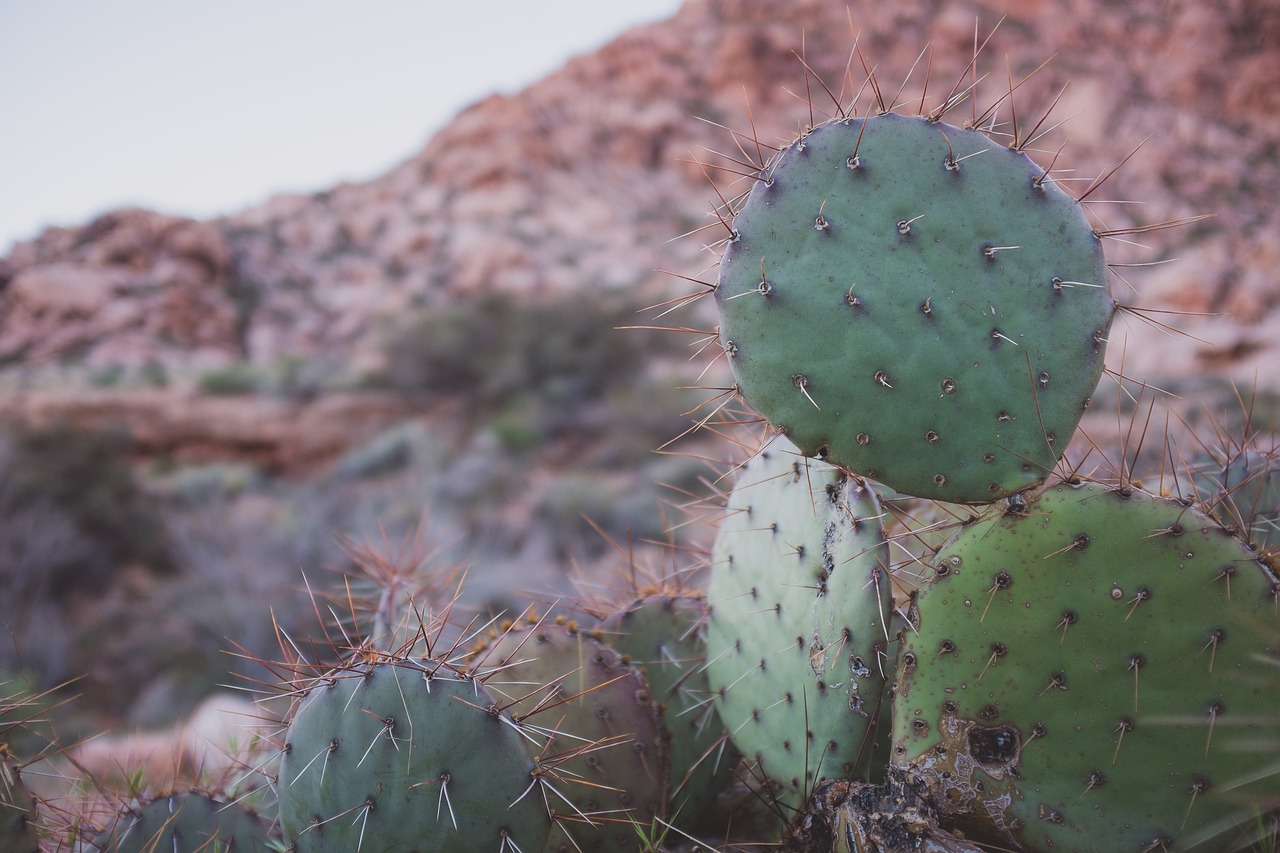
[1,0,1275,756]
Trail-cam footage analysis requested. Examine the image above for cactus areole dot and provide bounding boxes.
[715,114,1114,502]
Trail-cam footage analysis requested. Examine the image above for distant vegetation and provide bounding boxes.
[0,290,706,728]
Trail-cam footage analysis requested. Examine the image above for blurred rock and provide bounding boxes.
[0,0,1276,467]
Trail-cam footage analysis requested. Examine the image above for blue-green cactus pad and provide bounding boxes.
[716,113,1113,502]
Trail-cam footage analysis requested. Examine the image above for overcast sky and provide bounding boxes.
[0,0,686,252]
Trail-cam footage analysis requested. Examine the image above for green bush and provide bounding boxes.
[197,362,261,395]
[0,423,174,687]
[382,292,674,413]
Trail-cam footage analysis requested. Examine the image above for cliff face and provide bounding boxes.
[1,0,1277,439]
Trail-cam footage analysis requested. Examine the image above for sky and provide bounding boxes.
[0,0,686,253]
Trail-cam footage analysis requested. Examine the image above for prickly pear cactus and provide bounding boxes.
[277,659,551,853]
[0,748,38,853]
[715,113,1114,503]
[478,622,669,852]
[1212,448,1280,557]
[892,480,1280,851]
[94,791,271,853]
[596,593,732,827]
[706,438,894,810]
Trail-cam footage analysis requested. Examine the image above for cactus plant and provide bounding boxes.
[477,620,670,852]
[1208,448,1280,558]
[0,746,38,853]
[705,437,895,811]
[714,112,1114,503]
[891,480,1280,851]
[94,790,272,852]
[277,658,553,853]
[595,592,733,829]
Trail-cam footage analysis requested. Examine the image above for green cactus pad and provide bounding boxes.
[706,438,894,811]
[479,623,670,852]
[94,791,271,853]
[596,593,732,827]
[892,481,1280,851]
[715,113,1113,503]
[277,660,551,853]
[1212,449,1280,557]
[1,751,38,853]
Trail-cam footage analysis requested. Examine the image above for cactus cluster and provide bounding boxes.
[16,28,1279,853]
[664,27,1280,851]
[265,584,734,852]
[248,38,1279,852]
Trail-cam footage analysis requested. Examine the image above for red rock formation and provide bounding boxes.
[1,0,1276,463]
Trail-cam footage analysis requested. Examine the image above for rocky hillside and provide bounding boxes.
[3,0,1278,441]
[1,0,1277,746]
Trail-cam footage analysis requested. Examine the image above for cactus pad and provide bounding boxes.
[715,113,1113,502]
[1212,448,1280,558]
[94,791,272,853]
[892,481,1280,850]
[596,593,732,826]
[706,438,894,810]
[277,660,551,853]
[479,622,670,851]
[0,750,37,853]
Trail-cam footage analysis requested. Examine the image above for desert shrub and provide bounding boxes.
[381,292,676,415]
[329,421,428,481]
[148,462,263,505]
[0,424,174,685]
[534,470,671,558]
[197,362,261,395]
[0,423,173,592]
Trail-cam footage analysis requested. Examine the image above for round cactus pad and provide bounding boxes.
[480,623,669,852]
[892,482,1280,851]
[716,113,1113,502]
[278,661,550,853]
[95,792,271,853]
